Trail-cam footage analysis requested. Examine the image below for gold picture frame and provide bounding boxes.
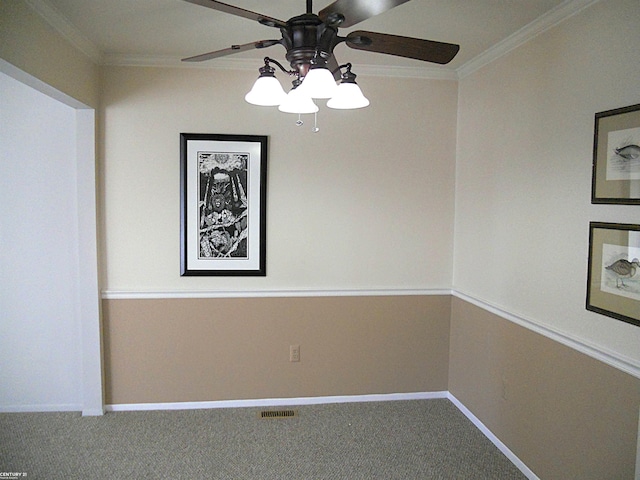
[586,222,640,327]
[591,103,640,204]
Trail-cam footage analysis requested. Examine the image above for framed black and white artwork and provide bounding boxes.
[180,133,267,276]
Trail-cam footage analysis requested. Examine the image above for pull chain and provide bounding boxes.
[292,113,319,132]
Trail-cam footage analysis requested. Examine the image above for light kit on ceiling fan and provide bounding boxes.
[182,0,460,131]
[278,78,319,114]
[244,58,287,106]
[244,56,368,127]
[327,63,369,109]
[296,55,339,99]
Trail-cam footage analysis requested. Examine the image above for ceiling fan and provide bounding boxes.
[181,0,460,124]
[182,0,460,70]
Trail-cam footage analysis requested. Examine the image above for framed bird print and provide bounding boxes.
[586,222,640,327]
[180,133,268,276]
[591,103,640,204]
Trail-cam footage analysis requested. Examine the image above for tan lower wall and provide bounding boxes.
[449,296,640,480]
[103,295,451,405]
[103,293,639,478]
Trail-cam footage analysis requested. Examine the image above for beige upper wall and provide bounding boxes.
[5,0,637,368]
[100,67,458,292]
[0,0,99,108]
[454,0,640,363]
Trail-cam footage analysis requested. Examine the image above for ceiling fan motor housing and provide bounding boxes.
[282,13,340,76]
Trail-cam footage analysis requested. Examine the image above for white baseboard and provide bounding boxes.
[106,391,448,412]
[447,393,539,480]
[0,403,82,413]
[82,407,106,416]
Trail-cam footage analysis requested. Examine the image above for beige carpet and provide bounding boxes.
[0,399,526,479]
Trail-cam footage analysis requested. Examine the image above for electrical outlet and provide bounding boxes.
[290,345,300,362]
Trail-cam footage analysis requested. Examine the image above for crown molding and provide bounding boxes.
[455,0,600,79]
[24,0,102,64]
[101,54,275,73]
[101,54,458,80]
[352,63,457,81]
[27,0,599,80]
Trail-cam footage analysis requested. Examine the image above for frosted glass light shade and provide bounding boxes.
[245,76,287,106]
[278,87,319,114]
[298,67,337,99]
[327,83,370,109]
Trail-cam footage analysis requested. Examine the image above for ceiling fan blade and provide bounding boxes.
[346,30,459,64]
[319,0,411,28]
[182,39,281,62]
[182,0,287,29]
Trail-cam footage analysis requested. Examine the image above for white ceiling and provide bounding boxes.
[29,0,594,76]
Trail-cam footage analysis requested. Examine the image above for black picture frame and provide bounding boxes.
[591,103,640,205]
[180,133,267,276]
[586,222,640,327]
